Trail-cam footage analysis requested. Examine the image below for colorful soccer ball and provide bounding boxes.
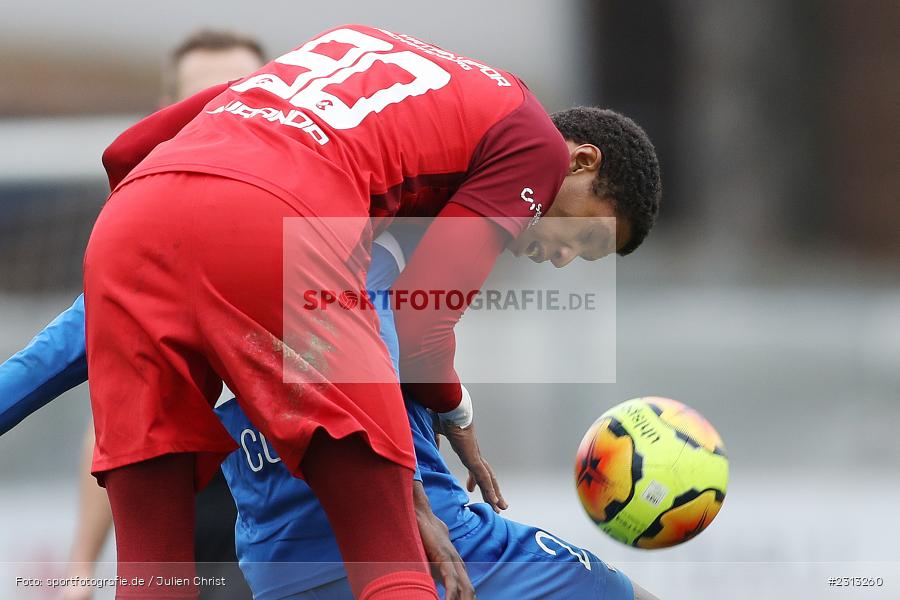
[575,397,728,548]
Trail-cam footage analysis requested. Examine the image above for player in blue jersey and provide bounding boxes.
[0,231,657,600]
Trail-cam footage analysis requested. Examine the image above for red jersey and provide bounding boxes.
[120,24,568,238]
[104,25,570,412]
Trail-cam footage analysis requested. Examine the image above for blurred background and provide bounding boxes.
[1,1,899,599]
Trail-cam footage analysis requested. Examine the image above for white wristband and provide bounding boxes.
[438,385,474,429]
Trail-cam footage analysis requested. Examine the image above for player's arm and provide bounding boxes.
[0,295,88,435]
[395,86,568,414]
[394,202,507,412]
[393,205,510,512]
[102,82,229,189]
[61,426,113,600]
[413,480,475,600]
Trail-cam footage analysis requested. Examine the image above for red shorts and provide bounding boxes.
[83,172,414,488]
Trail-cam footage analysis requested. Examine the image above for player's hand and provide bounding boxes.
[60,588,93,600]
[438,419,508,513]
[413,481,475,600]
[59,574,94,600]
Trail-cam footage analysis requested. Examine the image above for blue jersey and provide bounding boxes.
[0,235,634,600]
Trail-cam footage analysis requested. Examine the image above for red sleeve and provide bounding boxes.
[395,202,508,413]
[450,86,570,238]
[101,82,230,190]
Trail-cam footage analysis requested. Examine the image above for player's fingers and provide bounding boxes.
[470,462,501,511]
[432,412,442,448]
[445,559,475,600]
[456,557,476,599]
[484,461,508,510]
[466,467,493,507]
[426,545,458,599]
[440,561,459,600]
[479,462,502,511]
[438,551,473,600]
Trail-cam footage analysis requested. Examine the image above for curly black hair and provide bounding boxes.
[550,107,661,255]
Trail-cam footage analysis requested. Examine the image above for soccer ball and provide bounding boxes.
[574,397,728,548]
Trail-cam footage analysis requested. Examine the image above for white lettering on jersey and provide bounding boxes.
[534,530,592,572]
[376,29,512,87]
[240,429,264,473]
[260,432,281,465]
[207,100,329,144]
[520,187,543,227]
[239,427,282,473]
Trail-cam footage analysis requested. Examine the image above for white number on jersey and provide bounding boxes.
[534,530,593,572]
[231,28,451,130]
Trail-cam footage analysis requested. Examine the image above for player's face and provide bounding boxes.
[173,47,264,101]
[508,142,632,268]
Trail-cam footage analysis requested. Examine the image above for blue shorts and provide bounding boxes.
[457,503,633,599]
[285,503,633,600]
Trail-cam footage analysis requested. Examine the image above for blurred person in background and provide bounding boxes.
[62,30,265,600]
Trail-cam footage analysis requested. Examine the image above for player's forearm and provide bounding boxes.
[399,330,462,413]
[102,82,229,189]
[394,202,507,412]
[67,426,113,569]
[412,479,433,515]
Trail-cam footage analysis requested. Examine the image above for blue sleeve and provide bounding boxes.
[0,294,89,435]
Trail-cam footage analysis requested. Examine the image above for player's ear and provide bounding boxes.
[569,143,602,174]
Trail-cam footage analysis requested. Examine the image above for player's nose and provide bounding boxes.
[551,246,578,268]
